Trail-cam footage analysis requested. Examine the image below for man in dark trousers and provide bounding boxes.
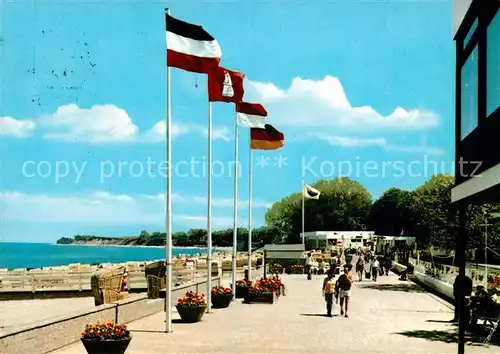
[451,274,473,322]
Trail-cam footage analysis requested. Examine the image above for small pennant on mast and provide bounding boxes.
[303,184,320,200]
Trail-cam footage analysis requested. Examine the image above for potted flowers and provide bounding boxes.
[80,321,131,354]
[234,280,252,298]
[211,286,233,308]
[257,278,284,297]
[270,264,283,274]
[291,264,304,274]
[176,291,207,323]
[245,284,276,304]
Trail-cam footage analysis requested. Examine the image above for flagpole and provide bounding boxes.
[302,179,305,247]
[207,102,213,313]
[232,121,239,299]
[248,147,253,280]
[164,7,173,334]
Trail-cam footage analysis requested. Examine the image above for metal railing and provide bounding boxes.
[0,267,221,293]
[409,257,500,289]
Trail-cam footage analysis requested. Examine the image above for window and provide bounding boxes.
[464,18,478,48]
[461,46,479,140]
[487,10,500,116]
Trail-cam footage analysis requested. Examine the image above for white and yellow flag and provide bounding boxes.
[303,184,320,200]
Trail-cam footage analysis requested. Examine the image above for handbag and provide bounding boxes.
[365,271,371,279]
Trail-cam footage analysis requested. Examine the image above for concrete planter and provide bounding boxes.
[235,286,249,299]
[81,337,131,354]
[176,305,207,323]
[211,294,233,308]
[244,291,276,304]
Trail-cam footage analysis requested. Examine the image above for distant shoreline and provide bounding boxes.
[56,244,212,250]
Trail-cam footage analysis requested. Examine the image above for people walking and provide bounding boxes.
[371,257,380,281]
[322,269,336,317]
[355,255,365,282]
[336,266,353,318]
[305,253,312,280]
[383,257,392,276]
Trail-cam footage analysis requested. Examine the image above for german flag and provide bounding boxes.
[250,124,284,150]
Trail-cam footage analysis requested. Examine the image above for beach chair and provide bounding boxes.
[145,261,166,299]
[91,266,126,306]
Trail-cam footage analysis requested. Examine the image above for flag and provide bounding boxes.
[236,102,267,128]
[250,124,284,150]
[303,184,320,200]
[208,66,245,103]
[166,14,221,73]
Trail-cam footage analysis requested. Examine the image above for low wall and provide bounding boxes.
[413,271,454,301]
[0,277,220,354]
[393,262,454,301]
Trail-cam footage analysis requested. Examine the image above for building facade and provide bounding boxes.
[451,0,500,204]
[300,231,375,250]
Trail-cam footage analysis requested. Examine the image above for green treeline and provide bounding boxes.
[57,174,500,262]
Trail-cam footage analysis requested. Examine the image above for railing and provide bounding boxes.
[409,257,500,289]
[0,267,221,293]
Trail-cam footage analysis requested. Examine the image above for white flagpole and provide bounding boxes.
[302,179,305,247]
[207,102,213,313]
[248,147,253,280]
[232,121,239,299]
[164,7,173,334]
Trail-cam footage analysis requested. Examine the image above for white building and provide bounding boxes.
[300,231,375,250]
[374,236,416,255]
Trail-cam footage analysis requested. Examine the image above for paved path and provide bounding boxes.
[51,272,500,353]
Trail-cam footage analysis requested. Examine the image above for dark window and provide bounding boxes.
[487,10,500,116]
[461,46,479,139]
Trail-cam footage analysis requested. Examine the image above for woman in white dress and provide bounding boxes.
[363,257,372,280]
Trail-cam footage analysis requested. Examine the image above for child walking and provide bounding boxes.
[322,269,336,317]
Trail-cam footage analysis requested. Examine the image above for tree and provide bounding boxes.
[265,177,372,243]
[369,188,415,236]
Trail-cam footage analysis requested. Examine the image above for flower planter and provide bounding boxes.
[244,291,276,304]
[235,286,249,299]
[211,293,233,308]
[176,304,207,323]
[81,338,131,354]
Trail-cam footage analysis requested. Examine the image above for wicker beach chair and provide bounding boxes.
[145,261,166,299]
[91,266,125,306]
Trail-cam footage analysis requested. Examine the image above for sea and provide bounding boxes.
[0,242,216,270]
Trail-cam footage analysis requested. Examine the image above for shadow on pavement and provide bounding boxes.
[360,283,425,293]
[395,326,500,347]
[299,313,337,317]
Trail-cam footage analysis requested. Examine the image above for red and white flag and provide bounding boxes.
[166,14,221,73]
[235,102,267,128]
[208,66,245,103]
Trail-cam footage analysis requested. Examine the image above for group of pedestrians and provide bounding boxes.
[322,265,353,317]
[319,251,395,318]
[355,254,392,282]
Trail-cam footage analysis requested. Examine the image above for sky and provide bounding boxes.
[0,0,455,243]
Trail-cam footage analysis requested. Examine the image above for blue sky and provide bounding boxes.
[0,0,455,242]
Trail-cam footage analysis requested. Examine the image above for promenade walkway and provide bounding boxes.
[51,272,500,353]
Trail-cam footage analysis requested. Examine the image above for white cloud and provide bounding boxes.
[0,191,153,224]
[40,104,138,143]
[246,75,439,130]
[8,103,232,144]
[318,135,445,155]
[0,116,36,138]
[0,191,268,226]
[143,121,231,142]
